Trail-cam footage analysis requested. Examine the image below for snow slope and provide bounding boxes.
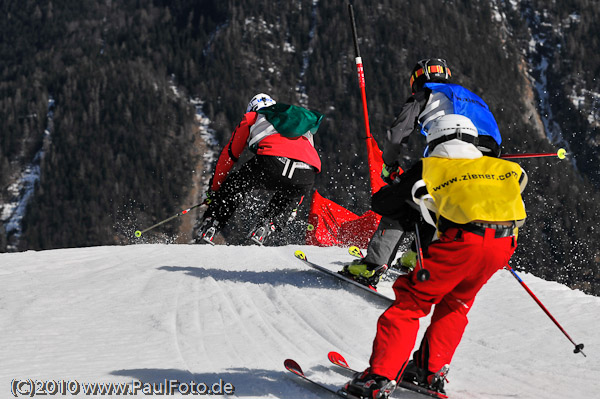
[1,244,598,398]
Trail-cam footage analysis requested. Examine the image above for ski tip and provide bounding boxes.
[328,351,350,369]
[284,358,304,376]
[294,250,307,261]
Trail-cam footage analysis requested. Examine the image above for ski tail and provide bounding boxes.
[294,250,307,261]
[348,245,364,258]
[328,351,353,371]
[284,358,305,377]
[284,359,344,397]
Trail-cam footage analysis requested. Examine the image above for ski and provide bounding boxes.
[294,250,392,303]
[284,359,349,398]
[327,351,449,399]
[285,356,446,399]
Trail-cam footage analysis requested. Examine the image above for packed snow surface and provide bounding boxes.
[1,244,598,398]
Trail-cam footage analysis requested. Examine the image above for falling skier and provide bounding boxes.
[196,93,323,245]
[341,58,504,289]
[342,114,527,398]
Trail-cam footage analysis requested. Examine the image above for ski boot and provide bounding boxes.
[196,217,219,245]
[339,259,388,289]
[342,369,396,399]
[402,361,449,395]
[248,221,276,246]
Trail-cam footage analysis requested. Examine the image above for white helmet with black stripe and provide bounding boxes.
[246,93,276,113]
[426,114,478,153]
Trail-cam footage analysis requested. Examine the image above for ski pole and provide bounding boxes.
[349,3,385,195]
[134,201,208,238]
[413,223,430,282]
[501,148,567,159]
[505,265,586,357]
[348,3,372,140]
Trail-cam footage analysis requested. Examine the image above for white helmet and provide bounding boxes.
[246,93,276,113]
[426,114,478,152]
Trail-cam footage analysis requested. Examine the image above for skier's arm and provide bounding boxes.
[515,167,528,229]
[519,167,528,193]
[381,92,427,166]
[372,161,424,230]
[210,113,253,192]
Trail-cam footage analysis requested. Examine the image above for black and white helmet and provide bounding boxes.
[246,93,276,113]
[410,58,452,93]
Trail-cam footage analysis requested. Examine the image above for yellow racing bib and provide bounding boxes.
[422,156,526,224]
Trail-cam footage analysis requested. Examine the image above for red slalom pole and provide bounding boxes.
[348,4,372,140]
[505,265,585,357]
[349,4,387,195]
[501,148,567,159]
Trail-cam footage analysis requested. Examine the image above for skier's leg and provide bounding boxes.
[203,156,266,226]
[249,156,315,243]
[264,188,310,228]
[369,229,477,380]
[363,216,405,266]
[369,275,433,382]
[413,294,474,374]
[340,217,405,287]
[414,229,517,373]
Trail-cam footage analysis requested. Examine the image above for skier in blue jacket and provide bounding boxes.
[342,58,503,287]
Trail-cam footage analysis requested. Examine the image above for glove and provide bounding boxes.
[381,163,400,184]
[398,250,417,271]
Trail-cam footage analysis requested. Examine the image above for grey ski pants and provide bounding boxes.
[362,216,405,267]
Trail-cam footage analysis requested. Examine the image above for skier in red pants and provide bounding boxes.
[343,114,528,398]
